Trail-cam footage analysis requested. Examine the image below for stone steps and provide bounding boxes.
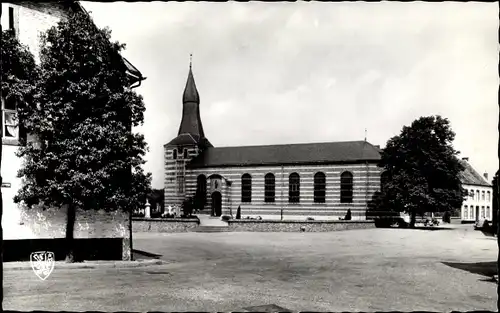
[196,214,229,227]
[190,226,230,233]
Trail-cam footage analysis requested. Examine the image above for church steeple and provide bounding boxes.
[170,56,211,148]
[182,54,200,105]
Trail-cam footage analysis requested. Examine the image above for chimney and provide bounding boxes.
[484,173,488,180]
[462,157,469,162]
[374,145,380,149]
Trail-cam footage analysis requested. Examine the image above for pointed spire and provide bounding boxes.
[175,56,211,148]
[183,55,199,104]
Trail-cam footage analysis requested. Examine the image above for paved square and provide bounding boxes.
[4,225,497,311]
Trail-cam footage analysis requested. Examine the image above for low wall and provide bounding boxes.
[227,219,375,232]
[3,204,131,261]
[133,217,200,233]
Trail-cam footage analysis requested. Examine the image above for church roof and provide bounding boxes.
[165,133,213,148]
[459,160,491,187]
[182,66,200,104]
[187,140,382,168]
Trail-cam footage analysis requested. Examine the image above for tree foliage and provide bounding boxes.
[14,12,151,214]
[1,30,39,135]
[374,116,466,226]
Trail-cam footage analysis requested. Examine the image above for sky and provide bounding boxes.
[81,1,499,189]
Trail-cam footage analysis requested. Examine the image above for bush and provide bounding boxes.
[221,215,231,221]
[160,212,174,218]
[344,209,352,221]
[442,211,451,223]
[236,206,241,219]
[181,197,194,217]
[306,217,315,221]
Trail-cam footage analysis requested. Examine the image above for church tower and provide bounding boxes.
[164,58,212,210]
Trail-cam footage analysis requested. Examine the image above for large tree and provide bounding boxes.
[14,12,151,262]
[376,116,466,227]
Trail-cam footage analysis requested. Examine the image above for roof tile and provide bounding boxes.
[187,140,382,168]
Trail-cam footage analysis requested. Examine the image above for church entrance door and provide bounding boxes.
[211,192,222,217]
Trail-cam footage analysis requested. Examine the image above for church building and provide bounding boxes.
[164,62,385,221]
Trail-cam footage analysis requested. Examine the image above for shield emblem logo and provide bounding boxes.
[30,251,55,281]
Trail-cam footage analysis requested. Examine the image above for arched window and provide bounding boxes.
[482,191,485,201]
[172,149,177,160]
[487,206,491,219]
[476,190,480,201]
[481,206,485,218]
[314,172,326,203]
[380,171,390,193]
[487,191,491,201]
[464,205,468,219]
[183,148,188,159]
[469,190,474,200]
[195,174,207,210]
[289,173,300,203]
[340,171,353,204]
[241,174,252,203]
[264,173,275,203]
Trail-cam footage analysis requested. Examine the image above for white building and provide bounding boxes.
[458,157,493,223]
[1,1,144,260]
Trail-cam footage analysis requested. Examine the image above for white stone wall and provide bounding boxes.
[461,184,493,221]
[1,3,69,64]
[1,2,69,240]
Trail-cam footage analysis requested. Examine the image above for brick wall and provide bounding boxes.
[164,144,201,209]
[227,219,375,232]
[133,217,199,233]
[4,204,131,260]
[172,162,383,220]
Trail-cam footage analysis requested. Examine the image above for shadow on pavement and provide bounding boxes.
[442,261,497,278]
[411,226,453,231]
[132,249,163,260]
[243,304,292,313]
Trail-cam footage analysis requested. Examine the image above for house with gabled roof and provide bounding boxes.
[164,62,385,221]
[458,157,493,223]
[1,1,145,260]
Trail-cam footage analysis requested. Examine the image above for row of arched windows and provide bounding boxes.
[240,172,354,204]
[463,205,490,220]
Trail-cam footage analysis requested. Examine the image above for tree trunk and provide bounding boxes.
[409,209,416,228]
[129,206,133,261]
[65,202,76,263]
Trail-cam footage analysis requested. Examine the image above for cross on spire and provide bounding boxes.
[189,54,192,69]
